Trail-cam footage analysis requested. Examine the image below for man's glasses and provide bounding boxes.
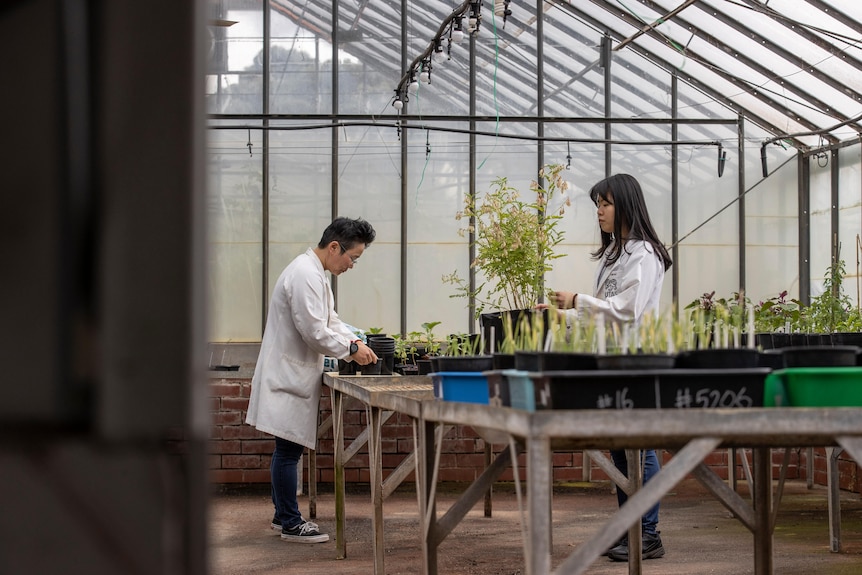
[338,242,360,263]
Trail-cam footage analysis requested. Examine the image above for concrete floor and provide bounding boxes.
[209,478,862,575]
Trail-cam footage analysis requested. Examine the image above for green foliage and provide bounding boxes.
[802,259,853,333]
[444,333,483,357]
[420,321,442,356]
[753,291,803,333]
[685,291,753,348]
[443,163,570,316]
[753,259,861,333]
[690,258,862,337]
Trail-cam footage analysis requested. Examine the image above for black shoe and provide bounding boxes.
[281,520,330,544]
[270,516,281,532]
[608,532,664,562]
[604,536,626,557]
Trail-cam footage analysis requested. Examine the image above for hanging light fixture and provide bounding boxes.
[408,71,419,94]
[467,0,482,34]
[451,16,464,43]
[392,89,404,111]
[419,59,432,84]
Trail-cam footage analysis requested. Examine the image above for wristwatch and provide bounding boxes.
[349,340,360,355]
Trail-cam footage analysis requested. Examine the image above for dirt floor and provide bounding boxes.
[208,478,862,575]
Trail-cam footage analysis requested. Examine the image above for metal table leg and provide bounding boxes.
[367,405,385,574]
[332,389,347,559]
[827,446,843,552]
[752,448,774,575]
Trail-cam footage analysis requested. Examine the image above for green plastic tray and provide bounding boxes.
[764,367,862,407]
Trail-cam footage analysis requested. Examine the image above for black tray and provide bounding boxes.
[530,368,771,410]
[515,351,598,371]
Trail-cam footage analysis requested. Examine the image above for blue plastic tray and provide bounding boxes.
[431,372,489,404]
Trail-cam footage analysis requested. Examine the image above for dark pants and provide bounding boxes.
[610,449,660,535]
[271,436,304,530]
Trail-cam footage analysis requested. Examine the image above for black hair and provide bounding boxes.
[589,174,672,271]
[317,217,376,250]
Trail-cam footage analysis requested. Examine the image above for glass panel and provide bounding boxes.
[610,50,671,119]
[270,6,332,114]
[810,154,833,299]
[336,126,401,335]
[407,122,472,338]
[675,124,740,310]
[542,12,605,118]
[744,122,798,305]
[206,1,264,114]
[207,125,264,341]
[267,120,333,308]
[611,127,674,314]
[543,128,606,302]
[838,144,862,307]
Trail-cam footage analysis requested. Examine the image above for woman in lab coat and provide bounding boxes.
[550,173,672,562]
[246,217,378,544]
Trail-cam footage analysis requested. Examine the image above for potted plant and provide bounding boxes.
[597,311,677,370]
[679,291,761,368]
[442,163,570,353]
[514,307,599,371]
[435,332,490,372]
[416,321,442,375]
[393,333,419,375]
[779,258,861,366]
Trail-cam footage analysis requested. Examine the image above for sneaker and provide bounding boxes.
[604,536,626,557]
[608,532,664,562]
[281,520,330,544]
[270,516,281,532]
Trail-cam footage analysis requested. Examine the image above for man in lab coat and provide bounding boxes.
[246,217,378,543]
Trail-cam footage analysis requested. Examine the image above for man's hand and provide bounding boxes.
[350,341,378,366]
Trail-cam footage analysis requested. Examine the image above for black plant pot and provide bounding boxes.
[596,353,676,370]
[417,359,434,375]
[780,345,860,368]
[395,363,419,376]
[434,355,494,372]
[480,309,549,355]
[492,353,516,370]
[338,359,358,375]
[832,332,862,347]
[676,348,759,369]
[758,350,786,369]
[515,350,598,371]
[360,360,383,375]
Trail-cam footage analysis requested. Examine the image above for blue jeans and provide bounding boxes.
[610,449,660,535]
[271,437,304,530]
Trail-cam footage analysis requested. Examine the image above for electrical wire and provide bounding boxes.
[722,0,862,47]
[669,152,797,249]
[209,120,724,148]
[477,6,502,171]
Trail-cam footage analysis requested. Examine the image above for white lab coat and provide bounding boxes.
[246,248,357,449]
[566,239,665,326]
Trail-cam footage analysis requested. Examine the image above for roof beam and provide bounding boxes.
[640,0,846,143]
[614,0,699,51]
[561,0,808,147]
[738,0,862,128]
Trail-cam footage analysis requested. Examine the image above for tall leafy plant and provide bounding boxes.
[443,163,570,315]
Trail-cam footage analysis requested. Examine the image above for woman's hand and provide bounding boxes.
[551,290,577,310]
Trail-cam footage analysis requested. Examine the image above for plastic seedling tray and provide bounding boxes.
[431,372,489,404]
[530,369,770,410]
[764,367,862,407]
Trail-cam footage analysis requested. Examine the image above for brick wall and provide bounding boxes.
[207,373,861,493]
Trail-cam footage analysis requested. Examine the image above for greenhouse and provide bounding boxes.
[207,0,862,342]
[4,1,862,574]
